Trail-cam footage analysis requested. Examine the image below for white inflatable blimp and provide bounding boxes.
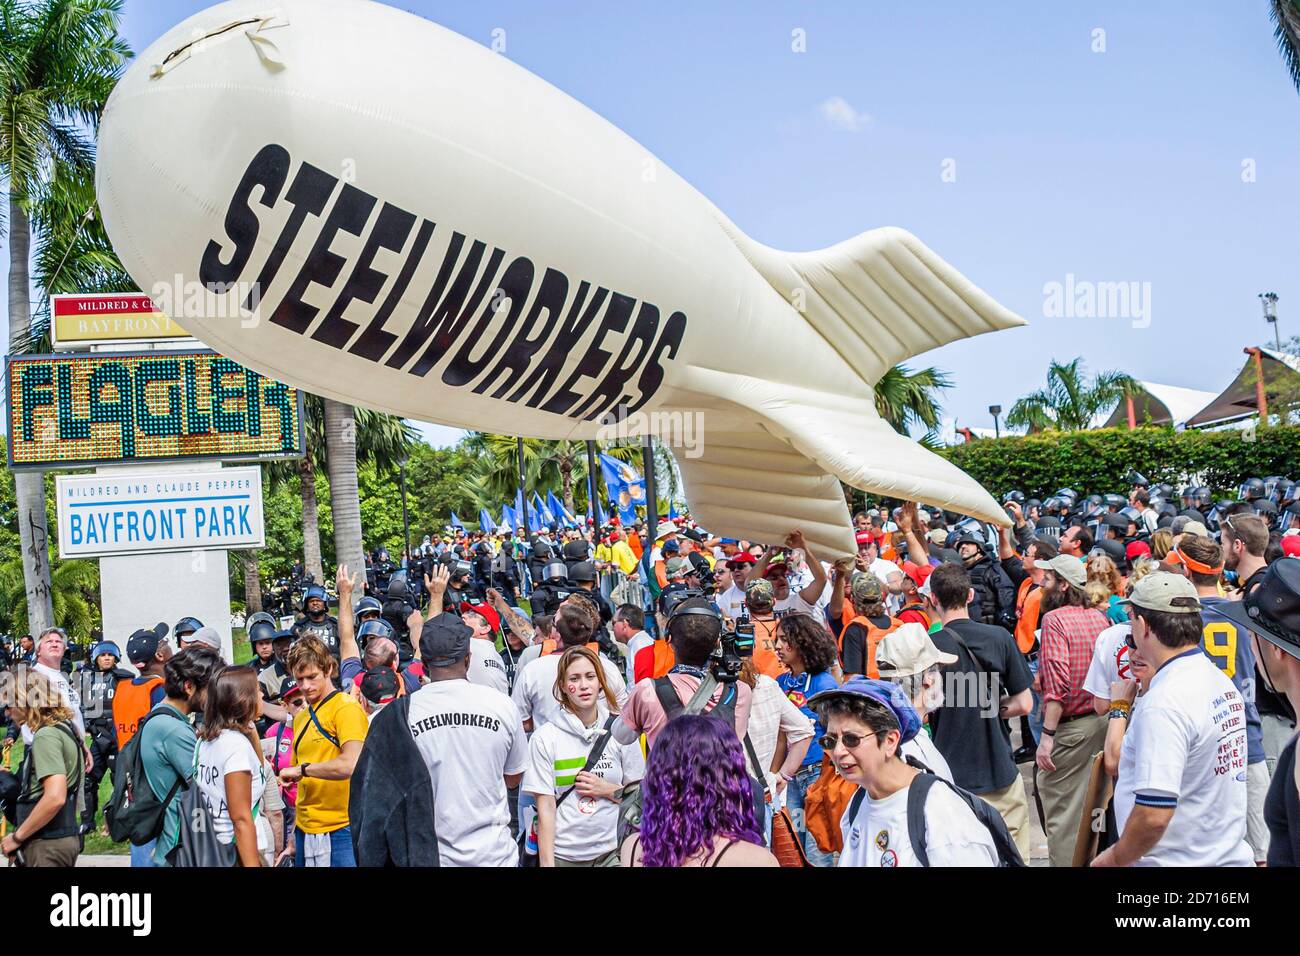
[96,0,1025,556]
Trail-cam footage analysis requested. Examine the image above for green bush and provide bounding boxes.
[940,425,1300,498]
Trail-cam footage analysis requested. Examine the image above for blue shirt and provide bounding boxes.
[1199,597,1265,765]
[777,669,839,766]
[137,701,197,865]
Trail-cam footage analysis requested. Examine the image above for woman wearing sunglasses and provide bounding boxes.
[809,677,1000,867]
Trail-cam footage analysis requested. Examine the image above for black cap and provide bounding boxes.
[271,629,294,644]
[1215,560,1300,660]
[569,561,597,583]
[419,613,473,667]
[127,622,169,665]
[359,666,401,705]
[1093,538,1127,568]
[1102,513,1129,530]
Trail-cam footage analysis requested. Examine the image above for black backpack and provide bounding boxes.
[847,771,1025,867]
[104,707,188,845]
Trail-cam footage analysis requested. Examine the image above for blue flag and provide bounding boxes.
[600,454,641,525]
[449,512,465,530]
[478,509,496,532]
[532,491,555,528]
[547,490,576,528]
[500,503,515,531]
[668,500,680,520]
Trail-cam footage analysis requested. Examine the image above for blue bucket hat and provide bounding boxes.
[807,677,922,744]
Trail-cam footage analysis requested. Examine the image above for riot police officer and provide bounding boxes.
[77,641,133,832]
[381,576,419,663]
[568,560,613,625]
[530,560,575,616]
[291,584,340,660]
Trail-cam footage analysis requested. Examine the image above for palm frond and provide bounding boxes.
[1273,0,1300,94]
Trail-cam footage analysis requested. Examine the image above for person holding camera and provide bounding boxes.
[612,596,754,750]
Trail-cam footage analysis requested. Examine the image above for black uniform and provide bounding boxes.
[77,664,133,829]
[965,555,1018,635]
[292,615,341,659]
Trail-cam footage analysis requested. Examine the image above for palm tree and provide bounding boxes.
[265,396,416,580]
[874,364,952,437]
[1006,357,1137,433]
[2,0,131,638]
[0,555,98,638]
[324,399,365,608]
[1273,0,1300,93]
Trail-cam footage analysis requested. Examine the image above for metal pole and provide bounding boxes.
[585,440,599,527]
[517,437,530,539]
[399,460,411,564]
[642,434,658,537]
[993,413,1000,439]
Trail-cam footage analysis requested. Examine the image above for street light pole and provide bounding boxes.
[517,436,529,539]
[1260,292,1280,351]
[398,457,410,564]
[988,404,1002,439]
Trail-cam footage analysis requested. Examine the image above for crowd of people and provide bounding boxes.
[2,471,1298,868]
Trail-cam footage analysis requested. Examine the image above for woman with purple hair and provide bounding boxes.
[619,715,777,867]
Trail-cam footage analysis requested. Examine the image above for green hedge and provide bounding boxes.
[939,425,1300,498]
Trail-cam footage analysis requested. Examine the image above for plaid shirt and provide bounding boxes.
[1039,605,1110,717]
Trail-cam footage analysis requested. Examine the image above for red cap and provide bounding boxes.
[854,530,873,546]
[1282,536,1300,558]
[465,603,501,633]
[726,552,757,566]
[1125,541,1151,561]
[900,561,932,587]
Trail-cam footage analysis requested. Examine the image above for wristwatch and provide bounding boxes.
[301,763,311,778]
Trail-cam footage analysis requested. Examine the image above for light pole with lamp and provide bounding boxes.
[1260,292,1280,351]
[398,456,411,567]
[989,404,1002,439]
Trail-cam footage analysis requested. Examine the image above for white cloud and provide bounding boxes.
[818,96,871,132]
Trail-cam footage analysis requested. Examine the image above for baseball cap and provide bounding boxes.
[874,623,957,677]
[1125,540,1151,561]
[279,679,303,701]
[359,666,401,706]
[419,613,473,667]
[1119,571,1201,614]
[726,552,757,567]
[186,626,222,652]
[1180,520,1209,538]
[720,537,739,546]
[926,528,949,546]
[465,603,501,633]
[899,561,931,588]
[745,577,775,605]
[807,677,922,744]
[665,556,690,578]
[1283,536,1300,559]
[854,530,873,547]
[126,623,169,665]
[1043,554,1087,589]
[661,539,680,555]
[850,573,883,605]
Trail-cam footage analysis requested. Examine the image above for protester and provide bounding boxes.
[115,624,171,751]
[404,613,528,867]
[742,578,783,678]
[524,646,644,866]
[924,562,1034,860]
[195,666,269,867]
[835,573,902,680]
[809,677,1000,867]
[774,612,841,866]
[277,635,368,867]
[1,670,87,867]
[619,715,777,867]
[514,604,626,732]
[135,646,224,867]
[1092,573,1254,866]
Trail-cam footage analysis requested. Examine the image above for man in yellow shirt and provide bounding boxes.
[277,634,369,867]
[608,530,640,578]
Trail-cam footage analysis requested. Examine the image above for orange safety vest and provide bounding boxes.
[843,615,903,679]
[113,676,164,749]
[898,603,932,630]
[1015,579,1042,654]
[749,617,784,679]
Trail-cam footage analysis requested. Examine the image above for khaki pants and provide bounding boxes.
[980,777,1032,864]
[1038,713,1106,868]
[19,835,80,868]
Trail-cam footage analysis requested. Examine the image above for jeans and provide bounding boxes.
[293,825,355,867]
[1026,657,1043,745]
[130,839,157,868]
[785,763,836,867]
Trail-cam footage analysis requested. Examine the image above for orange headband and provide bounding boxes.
[1170,547,1223,576]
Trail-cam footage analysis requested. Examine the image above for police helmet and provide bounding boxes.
[357,618,395,645]
[174,616,204,638]
[569,561,598,584]
[247,612,278,644]
[302,585,328,611]
[543,560,569,582]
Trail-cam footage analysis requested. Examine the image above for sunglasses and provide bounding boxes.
[818,730,884,751]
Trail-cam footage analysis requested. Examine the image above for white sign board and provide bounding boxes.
[56,466,264,558]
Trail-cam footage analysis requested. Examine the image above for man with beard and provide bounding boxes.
[1035,555,1111,867]
[292,584,341,662]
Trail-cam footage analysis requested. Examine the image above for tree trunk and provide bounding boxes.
[9,195,54,637]
[241,551,263,614]
[561,462,576,519]
[299,455,324,582]
[324,399,365,613]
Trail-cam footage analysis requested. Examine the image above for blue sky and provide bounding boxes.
[4,1,1299,446]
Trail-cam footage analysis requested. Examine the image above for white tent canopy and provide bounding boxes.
[1102,381,1218,429]
[1184,348,1300,427]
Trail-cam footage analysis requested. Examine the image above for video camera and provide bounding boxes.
[664,596,754,685]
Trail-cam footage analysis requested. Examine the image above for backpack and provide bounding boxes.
[845,771,1026,867]
[166,745,239,868]
[104,707,188,845]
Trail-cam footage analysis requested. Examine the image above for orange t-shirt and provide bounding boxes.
[749,617,784,679]
[1015,579,1042,654]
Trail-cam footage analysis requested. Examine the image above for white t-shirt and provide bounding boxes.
[522,706,645,861]
[512,652,628,732]
[22,663,85,745]
[623,630,653,686]
[195,730,267,848]
[1084,623,1133,701]
[467,638,510,696]
[838,776,999,867]
[515,643,544,673]
[716,585,747,622]
[902,731,954,783]
[869,558,905,614]
[1112,648,1254,867]
[406,679,528,868]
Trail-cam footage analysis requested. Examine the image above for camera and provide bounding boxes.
[711,621,755,684]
